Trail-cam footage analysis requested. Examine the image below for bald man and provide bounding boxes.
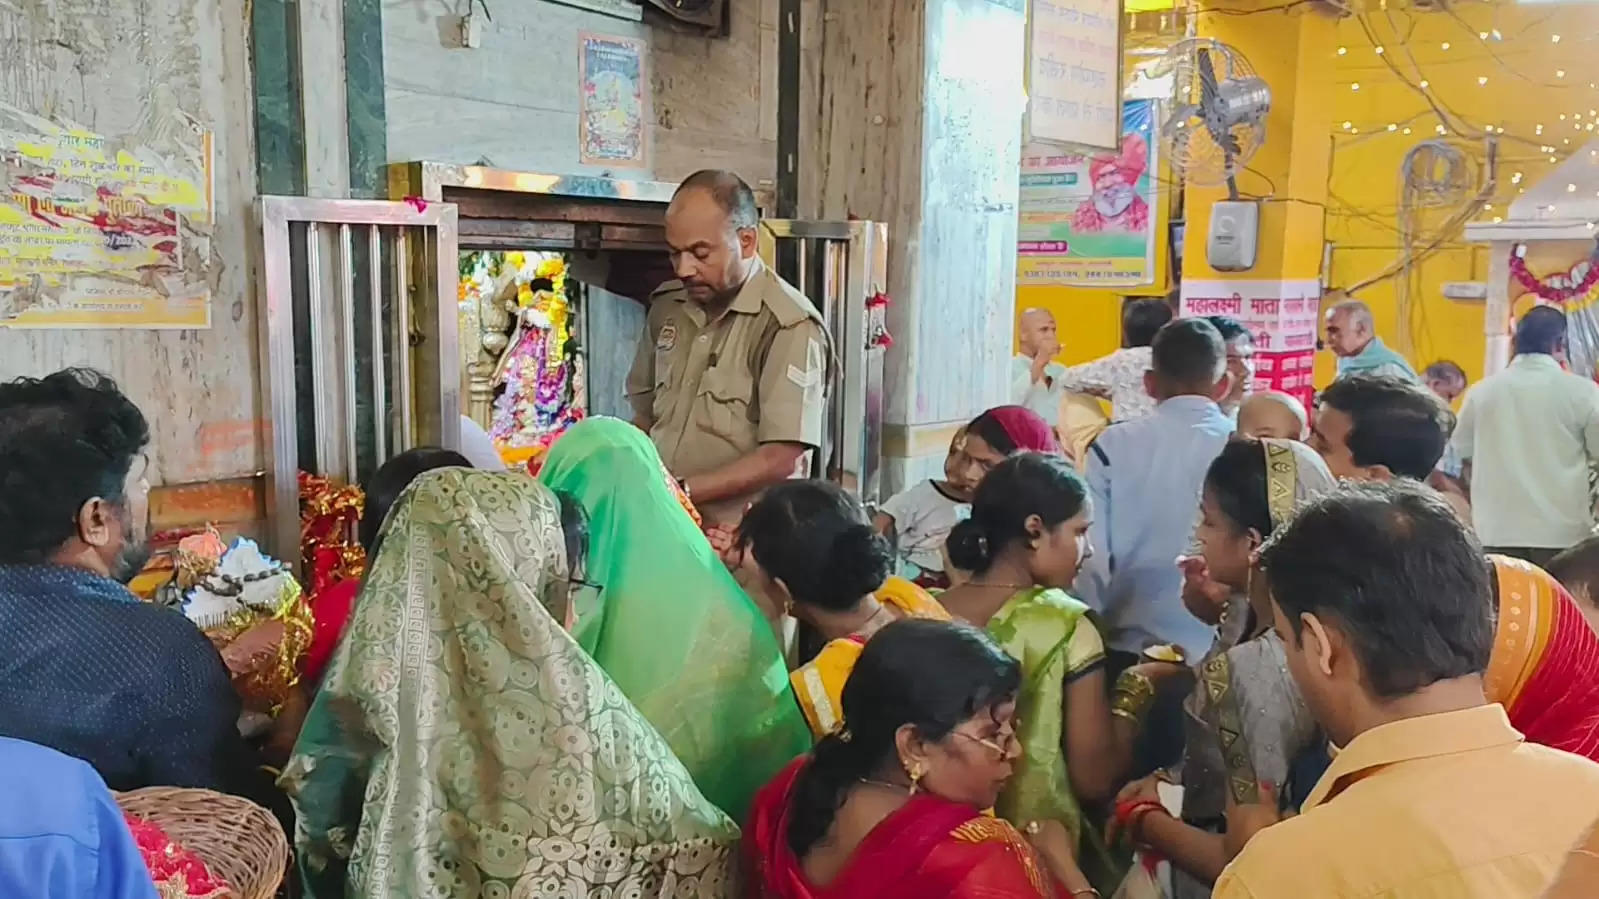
[1012,308,1067,424]
[1324,296,1419,382]
[1236,390,1308,440]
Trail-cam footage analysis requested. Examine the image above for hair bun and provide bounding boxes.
[945,519,991,572]
[829,523,893,597]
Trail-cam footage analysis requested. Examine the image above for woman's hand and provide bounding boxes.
[1223,781,1282,859]
[1025,819,1076,861]
[1024,820,1093,894]
[1106,774,1168,845]
[1122,660,1189,686]
[1179,556,1231,625]
[1116,773,1163,805]
[706,525,739,567]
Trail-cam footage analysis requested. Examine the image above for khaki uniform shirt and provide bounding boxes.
[626,258,828,524]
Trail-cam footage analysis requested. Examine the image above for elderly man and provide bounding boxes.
[0,368,265,797]
[1012,307,1067,424]
[627,170,830,527]
[1324,296,1418,382]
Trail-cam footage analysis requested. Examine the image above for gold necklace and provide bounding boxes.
[858,777,909,792]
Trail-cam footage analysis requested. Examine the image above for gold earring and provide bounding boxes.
[906,760,927,794]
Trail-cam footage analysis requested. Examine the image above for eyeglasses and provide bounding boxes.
[951,724,1022,759]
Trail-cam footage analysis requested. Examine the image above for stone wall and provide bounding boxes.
[384,0,806,185]
[0,0,260,487]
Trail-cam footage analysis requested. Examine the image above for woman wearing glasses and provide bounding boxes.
[743,618,1097,898]
[284,468,742,898]
[537,416,811,820]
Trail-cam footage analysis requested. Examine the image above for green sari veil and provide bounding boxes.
[281,469,738,898]
[538,417,811,821]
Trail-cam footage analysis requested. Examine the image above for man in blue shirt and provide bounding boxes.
[0,736,156,898]
[1077,318,1234,663]
[0,369,267,800]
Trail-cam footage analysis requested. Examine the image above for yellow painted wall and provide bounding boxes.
[1326,6,1599,388]
[1020,6,1599,385]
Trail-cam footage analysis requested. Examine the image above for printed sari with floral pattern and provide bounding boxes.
[281,469,738,898]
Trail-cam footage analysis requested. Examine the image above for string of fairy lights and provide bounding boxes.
[1318,5,1599,355]
[1331,9,1599,226]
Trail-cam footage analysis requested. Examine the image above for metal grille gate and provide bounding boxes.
[257,197,460,569]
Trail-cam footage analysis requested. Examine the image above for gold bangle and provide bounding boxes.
[1071,889,1101,898]
[1111,670,1156,722]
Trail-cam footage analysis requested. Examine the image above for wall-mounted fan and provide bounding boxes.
[1151,38,1271,198]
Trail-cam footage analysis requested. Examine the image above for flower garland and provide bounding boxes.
[1509,243,1599,303]
[298,471,365,599]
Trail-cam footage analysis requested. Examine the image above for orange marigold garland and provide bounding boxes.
[664,465,703,529]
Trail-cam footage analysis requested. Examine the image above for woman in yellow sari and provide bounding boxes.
[735,479,950,739]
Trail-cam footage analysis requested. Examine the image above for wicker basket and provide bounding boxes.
[116,787,289,899]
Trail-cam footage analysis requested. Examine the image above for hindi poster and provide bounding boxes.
[579,33,648,168]
[1026,0,1122,149]
[1017,99,1159,287]
[0,101,213,329]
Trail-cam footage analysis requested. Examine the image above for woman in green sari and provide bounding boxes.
[537,417,811,820]
[282,468,738,898]
[939,452,1153,887]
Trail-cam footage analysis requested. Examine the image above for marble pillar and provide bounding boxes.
[804,0,1027,494]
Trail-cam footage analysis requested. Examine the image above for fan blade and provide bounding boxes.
[1162,104,1202,139]
[1197,49,1220,114]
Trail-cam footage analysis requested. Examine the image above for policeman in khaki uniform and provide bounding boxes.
[627,170,830,527]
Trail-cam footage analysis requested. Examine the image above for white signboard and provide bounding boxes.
[1025,0,1123,150]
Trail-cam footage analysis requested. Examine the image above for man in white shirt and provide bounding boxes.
[1012,307,1067,425]
[1453,305,1599,567]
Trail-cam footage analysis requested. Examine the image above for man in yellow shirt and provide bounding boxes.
[1216,481,1599,898]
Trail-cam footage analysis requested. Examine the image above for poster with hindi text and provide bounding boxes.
[1026,0,1121,149]
[579,33,648,168]
[1017,99,1158,287]
[0,101,213,329]
[1180,278,1323,405]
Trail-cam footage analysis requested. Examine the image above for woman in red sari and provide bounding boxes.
[301,447,472,684]
[1485,554,1599,761]
[744,618,1098,899]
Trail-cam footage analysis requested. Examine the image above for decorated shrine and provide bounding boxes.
[459,250,587,469]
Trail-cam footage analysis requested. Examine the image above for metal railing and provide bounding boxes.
[257,196,460,569]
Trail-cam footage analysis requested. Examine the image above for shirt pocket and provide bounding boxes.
[696,364,756,449]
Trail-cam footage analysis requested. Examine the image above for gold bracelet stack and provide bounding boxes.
[1111,670,1157,725]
